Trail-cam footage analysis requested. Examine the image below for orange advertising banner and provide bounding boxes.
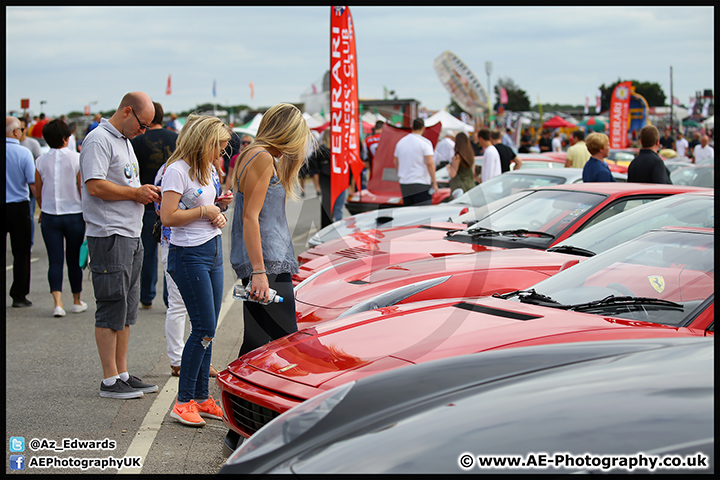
[609,81,632,148]
[330,6,363,210]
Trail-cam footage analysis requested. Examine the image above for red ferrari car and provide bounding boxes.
[294,190,714,326]
[217,227,714,449]
[294,183,706,285]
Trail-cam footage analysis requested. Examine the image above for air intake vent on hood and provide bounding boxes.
[453,302,542,321]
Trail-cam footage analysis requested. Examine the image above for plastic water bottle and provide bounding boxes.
[232,279,283,304]
[178,188,203,210]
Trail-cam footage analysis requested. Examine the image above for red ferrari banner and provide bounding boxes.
[330,6,363,210]
[166,74,172,95]
[609,81,632,148]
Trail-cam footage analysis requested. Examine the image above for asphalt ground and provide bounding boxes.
[5,182,338,475]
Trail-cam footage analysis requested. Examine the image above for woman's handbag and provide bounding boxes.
[79,238,89,269]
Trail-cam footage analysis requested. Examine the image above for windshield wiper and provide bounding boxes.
[546,244,596,257]
[494,289,563,307]
[567,295,684,313]
[452,227,555,239]
[495,291,684,314]
[446,225,490,237]
[499,229,555,239]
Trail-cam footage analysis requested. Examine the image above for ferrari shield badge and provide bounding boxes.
[648,276,665,294]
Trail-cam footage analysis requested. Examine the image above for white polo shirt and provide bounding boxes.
[693,144,714,164]
[394,133,434,185]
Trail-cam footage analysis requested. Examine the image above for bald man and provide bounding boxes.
[79,91,161,399]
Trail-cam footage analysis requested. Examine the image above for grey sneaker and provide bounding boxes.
[99,379,144,399]
[126,375,158,394]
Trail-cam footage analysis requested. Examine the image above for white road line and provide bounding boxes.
[120,286,238,473]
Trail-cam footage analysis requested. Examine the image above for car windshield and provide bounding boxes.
[452,189,605,239]
[451,190,532,225]
[449,172,567,206]
[550,194,714,257]
[607,151,635,163]
[670,166,714,188]
[510,229,714,326]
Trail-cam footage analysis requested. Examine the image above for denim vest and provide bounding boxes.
[230,152,298,279]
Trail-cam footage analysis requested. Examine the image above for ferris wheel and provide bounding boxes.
[433,50,489,115]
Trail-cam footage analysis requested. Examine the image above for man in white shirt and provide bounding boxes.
[675,131,689,157]
[692,135,714,164]
[551,131,563,152]
[476,128,501,182]
[393,118,438,206]
[434,133,455,169]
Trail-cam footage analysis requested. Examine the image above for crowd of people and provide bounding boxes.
[5,95,314,431]
[5,99,714,429]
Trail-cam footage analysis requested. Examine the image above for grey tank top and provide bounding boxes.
[229,151,298,279]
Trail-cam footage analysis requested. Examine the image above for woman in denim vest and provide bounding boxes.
[229,103,314,357]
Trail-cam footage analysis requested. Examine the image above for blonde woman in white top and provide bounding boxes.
[35,119,87,317]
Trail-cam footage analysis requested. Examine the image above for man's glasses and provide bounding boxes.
[130,107,150,130]
[241,140,252,145]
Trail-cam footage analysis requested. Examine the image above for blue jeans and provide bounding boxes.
[40,212,85,293]
[140,209,159,306]
[167,236,223,402]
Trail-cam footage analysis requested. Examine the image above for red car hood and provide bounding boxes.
[234,296,686,390]
[295,249,580,325]
[295,222,484,283]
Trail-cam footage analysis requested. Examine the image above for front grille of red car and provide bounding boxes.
[227,394,282,436]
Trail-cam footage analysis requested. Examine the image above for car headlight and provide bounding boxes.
[225,381,356,465]
[338,276,451,318]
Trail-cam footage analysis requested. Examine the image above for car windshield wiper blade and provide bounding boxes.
[494,289,564,307]
[446,225,492,237]
[546,244,596,257]
[498,229,555,239]
[568,295,684,313]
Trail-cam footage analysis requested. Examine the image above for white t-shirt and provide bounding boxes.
[675,137,689,157]
[481,144,502,182]
[552,136,563,152]
[35,147,83,215]
[162,159,221,247]
[434,137,455,166]
[394,133,434,185]
[693,144,714,164]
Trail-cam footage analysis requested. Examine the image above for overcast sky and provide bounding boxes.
[6,6,714,118]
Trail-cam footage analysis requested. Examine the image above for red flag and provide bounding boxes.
[330,6,363,210]
[499,87,508,105]
[166,74,172,95]
[609,81,632,149]
[249,82,254,100]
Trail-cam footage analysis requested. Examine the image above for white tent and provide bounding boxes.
[302,112,325,129]
[703,115,714,128]
[233,113,263,136]
[424,109,474,135]
[362,111,387,126]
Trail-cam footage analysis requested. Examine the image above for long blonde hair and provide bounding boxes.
[167,115,231,185]
[232,103,314,200]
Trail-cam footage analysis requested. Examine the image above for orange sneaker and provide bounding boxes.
[170,400,206,427]
[195,395,223,420]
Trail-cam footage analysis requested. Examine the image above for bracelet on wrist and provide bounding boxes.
[200,205,205,218]
[250,270,266,276]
